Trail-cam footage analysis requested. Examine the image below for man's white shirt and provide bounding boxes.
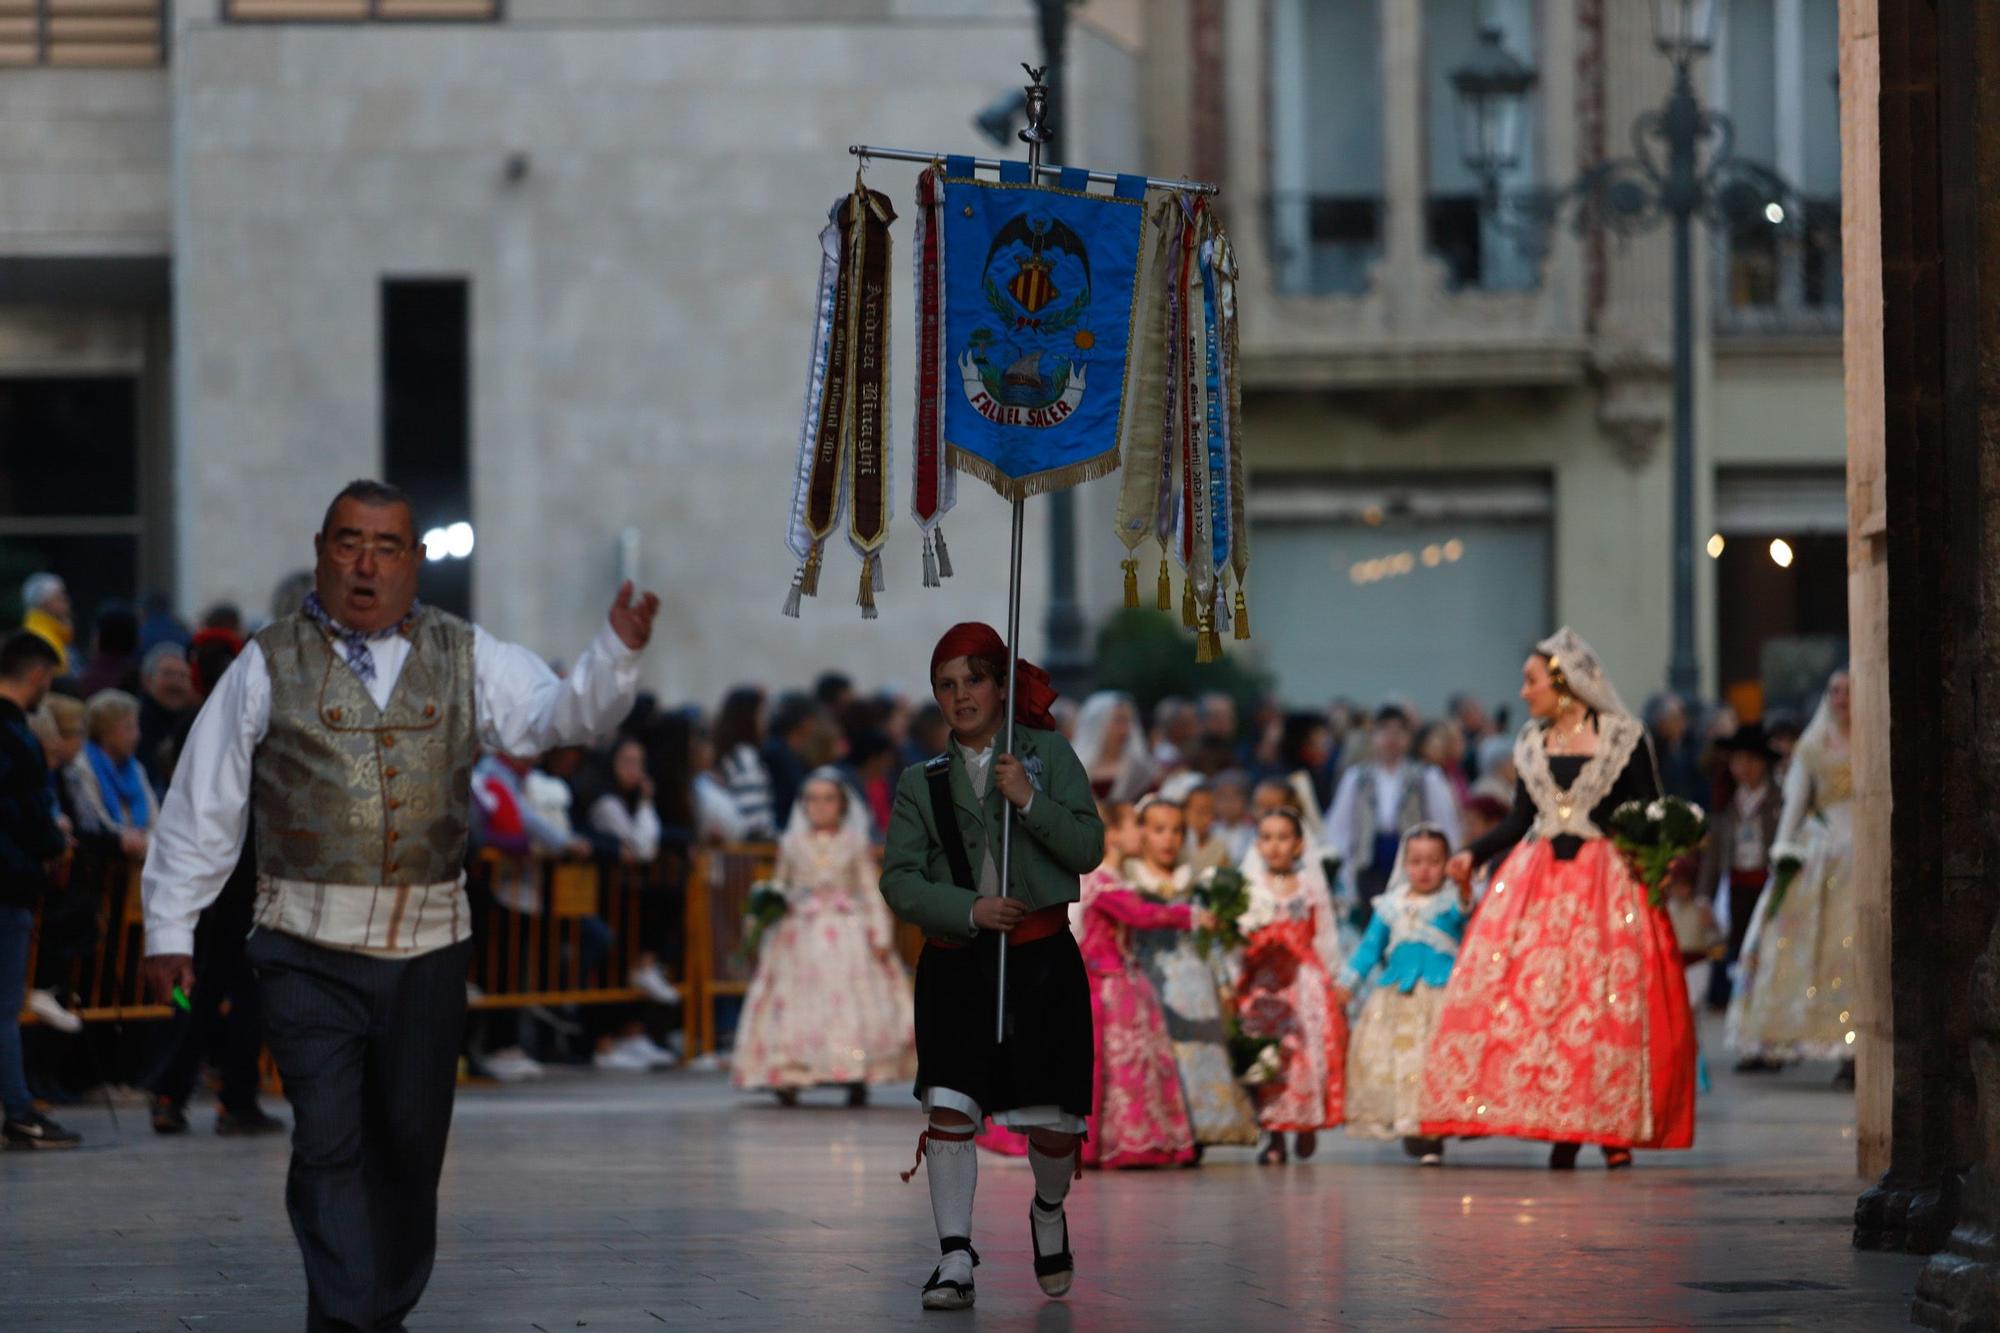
[142,621,641,957]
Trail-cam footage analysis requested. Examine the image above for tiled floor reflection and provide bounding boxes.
[1,1031,1923,1330]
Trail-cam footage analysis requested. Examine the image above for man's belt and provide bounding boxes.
[929,904,1071,951]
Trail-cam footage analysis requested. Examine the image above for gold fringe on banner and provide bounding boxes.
[943,445,1121,505]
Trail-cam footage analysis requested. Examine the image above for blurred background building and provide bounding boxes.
[0,0,1842,716]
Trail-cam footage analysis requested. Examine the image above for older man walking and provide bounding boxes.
[143,479,658,1332]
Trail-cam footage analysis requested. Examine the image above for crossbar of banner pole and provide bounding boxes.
[848,144,1220,196]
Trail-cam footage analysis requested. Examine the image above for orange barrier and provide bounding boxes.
[680,841,778,1057]
[21,846,703,1025]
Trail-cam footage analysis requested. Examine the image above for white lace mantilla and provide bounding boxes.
[1514,713,1644,842]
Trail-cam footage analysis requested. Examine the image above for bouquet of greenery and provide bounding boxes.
[1191,865,1252,958]
[739,881,792,961]
[1607,797,1708,909]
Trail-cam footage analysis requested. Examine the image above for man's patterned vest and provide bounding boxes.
[252,606,477,889]
[1348,763,1431,874]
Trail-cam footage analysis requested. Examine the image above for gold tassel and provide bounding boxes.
[1181,578,1196,629]
[1194,606,1219,663]
[801,542,823,598]
[1156,554,1172,612]
[933,525,954,579]
[857,555,878,620]
[1121,559,1139,609]
[1233,587,1250,640]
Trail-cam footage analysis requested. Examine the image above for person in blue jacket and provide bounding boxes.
[1338,824,1468,1164]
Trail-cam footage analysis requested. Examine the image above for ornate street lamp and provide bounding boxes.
[1651,0,1717,65]
[1450,12,1824,702]
[1449,25,1538,206]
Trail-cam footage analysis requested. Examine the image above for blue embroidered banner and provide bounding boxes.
[939,173,1147,499]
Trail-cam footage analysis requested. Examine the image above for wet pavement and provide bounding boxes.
[1,1025,1925,1330]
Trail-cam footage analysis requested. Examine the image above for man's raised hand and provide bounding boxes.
[608,580,662,652]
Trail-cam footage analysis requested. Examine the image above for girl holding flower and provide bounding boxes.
[732,769,915,1105]
[1129,797,1261,1149]
[1236,808,1349,1165]
[1420,628,1697,1169]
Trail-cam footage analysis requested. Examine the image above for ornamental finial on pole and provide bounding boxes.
[1020,64,1053,145]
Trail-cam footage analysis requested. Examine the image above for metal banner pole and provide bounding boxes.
[994,65,1051,1045]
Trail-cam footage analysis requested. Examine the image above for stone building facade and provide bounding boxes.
[0,0,1842,714]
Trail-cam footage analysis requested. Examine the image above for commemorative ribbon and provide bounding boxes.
[846,185,896,618]
[1112,192,1176,607]
[1154,201,1187,613]
[911,165,957,587]
[783,204,846,617]
[1180,200,1216,659]
[1198,211,1229,662]
[1215,228,1251,639]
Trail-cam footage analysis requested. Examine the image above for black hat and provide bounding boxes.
[1719,722,1779,765]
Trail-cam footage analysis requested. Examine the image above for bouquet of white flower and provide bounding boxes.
[1607,797,1708,909]
[1191,865,1252,958]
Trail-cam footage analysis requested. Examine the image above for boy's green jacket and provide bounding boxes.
[879,724,1105,943]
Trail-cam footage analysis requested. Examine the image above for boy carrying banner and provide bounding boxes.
[881,622,1103,1311]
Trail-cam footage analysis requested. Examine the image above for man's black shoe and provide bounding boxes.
[4,1112,81,1150]
[216,1107,287,1137]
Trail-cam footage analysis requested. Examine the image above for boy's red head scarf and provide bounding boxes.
[929,622,1058,731]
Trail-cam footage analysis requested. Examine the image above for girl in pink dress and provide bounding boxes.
[1237,809,1349,1165]
[732,771,916,1103]
[980,802,1207,1167]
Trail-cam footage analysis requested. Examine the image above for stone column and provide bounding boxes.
[1853,8,2000,1316]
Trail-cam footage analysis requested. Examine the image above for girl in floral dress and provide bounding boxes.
[1237,809,1349,1164]
[982,802,1209,1167]
[732,769,916,1104]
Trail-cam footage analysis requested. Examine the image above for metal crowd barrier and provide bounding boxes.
[18,842,757,1030]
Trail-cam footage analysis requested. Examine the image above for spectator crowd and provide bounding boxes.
[1,565,1813,1152]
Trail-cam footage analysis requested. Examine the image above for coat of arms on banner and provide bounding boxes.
[938,175,1146,500]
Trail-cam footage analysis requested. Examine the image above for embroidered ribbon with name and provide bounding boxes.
[911,165,957,587]
[1112,192,1175,607]
[845,183,896,619]
[1214,227,1251,639]
[1154,200,1188,613]
[783,202,845,617]
[1197,211,1228,662]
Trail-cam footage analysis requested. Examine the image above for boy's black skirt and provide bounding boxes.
[912,929,1093,1120]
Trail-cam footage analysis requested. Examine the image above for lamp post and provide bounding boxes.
[1452,0,1820,702]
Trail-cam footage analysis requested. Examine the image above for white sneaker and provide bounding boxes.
[617,1033,679,1071]
[484,1048,546,1083]
[631,961,681,1006]
[28,990,83,1034]
[593,1041,656,1073]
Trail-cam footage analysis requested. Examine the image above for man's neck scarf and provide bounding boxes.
[302,591,419,687]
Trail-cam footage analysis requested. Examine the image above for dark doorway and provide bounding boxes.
[382,278,472,619]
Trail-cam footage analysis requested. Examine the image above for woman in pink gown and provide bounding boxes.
[980,803,1205,1168]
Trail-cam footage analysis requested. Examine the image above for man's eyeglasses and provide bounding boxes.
[326,535,414,566]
